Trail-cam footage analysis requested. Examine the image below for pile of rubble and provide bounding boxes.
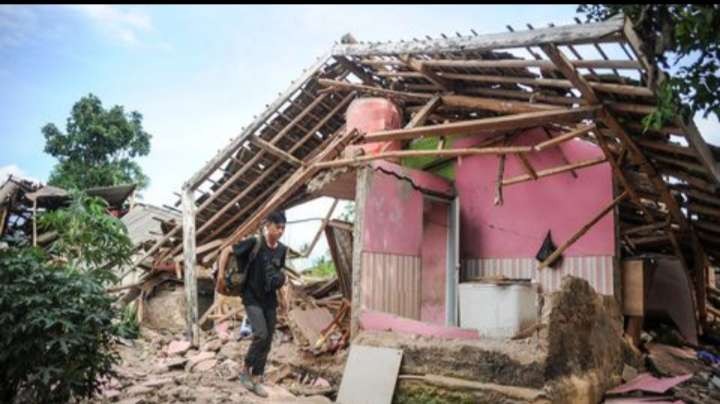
[88,326,338,404]
[601,324,720,403]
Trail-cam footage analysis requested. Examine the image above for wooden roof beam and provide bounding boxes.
[362,106,599,143]
[331,15,624,56]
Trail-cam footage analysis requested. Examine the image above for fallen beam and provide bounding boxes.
[533,124,595,151]
[502,156,607,186]
[314,146,533,169]
[362,106,599,143]
[539,191,628,269]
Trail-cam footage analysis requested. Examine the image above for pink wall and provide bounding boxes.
[421,199,448,324]
[362,168,424,255]
[455,127,615,259]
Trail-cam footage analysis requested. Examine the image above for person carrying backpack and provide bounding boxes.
[216,210,288,398]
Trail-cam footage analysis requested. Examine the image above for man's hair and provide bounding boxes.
[266,210,286,225]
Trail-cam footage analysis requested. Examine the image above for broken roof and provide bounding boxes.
[142,15,719,287]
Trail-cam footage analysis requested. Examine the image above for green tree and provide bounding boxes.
[0,247,117,403]
[38,190,134,285]
[578,5,720,127]
[42,94,152,190]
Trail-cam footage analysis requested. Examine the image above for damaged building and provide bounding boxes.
[127,14,720,403]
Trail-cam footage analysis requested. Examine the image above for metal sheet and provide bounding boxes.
[361,252,421,320]
[337,344,403,404]
[463,255,615,295]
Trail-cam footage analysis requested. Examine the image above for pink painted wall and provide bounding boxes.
[421,199,448,324]
[454,127,615,259]
[362,168,424,255]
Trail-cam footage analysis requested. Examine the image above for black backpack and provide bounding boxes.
[216,234,262,296]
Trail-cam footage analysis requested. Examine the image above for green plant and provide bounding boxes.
[43,93,152,190]
[115,301,140,340]
[339,202,356,223]
[305,254,337,278]
[39,190,134,285]
[0,247,118,403]
[579,5,720,125]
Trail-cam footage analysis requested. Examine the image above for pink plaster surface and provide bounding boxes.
[346,97,403,155]
[359,309,480,340]
[371,161,454,197]
[362,168,423,255]
[455,127,615,258]
[421,199,448,325]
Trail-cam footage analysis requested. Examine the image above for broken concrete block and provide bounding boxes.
[142,376,174,388]
[202,338,223,352]
[166,340,191,356]
[186,351,216,371]
[125,385,153,397]
[193,358,218,372]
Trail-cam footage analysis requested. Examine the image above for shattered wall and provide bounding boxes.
[357,163,453,322]
[454,127,616,294]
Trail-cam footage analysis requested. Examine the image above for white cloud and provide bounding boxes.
[69,5,152,46]
[0,164,40,184]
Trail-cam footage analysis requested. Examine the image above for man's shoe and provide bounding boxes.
[252,382,269,398]
[238,371,255,392]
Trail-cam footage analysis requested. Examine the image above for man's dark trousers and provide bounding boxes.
[244,303,277,376]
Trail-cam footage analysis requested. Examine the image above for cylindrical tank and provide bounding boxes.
[345,97,403,156]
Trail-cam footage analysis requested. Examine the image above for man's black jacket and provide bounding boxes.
[232,236,287,308]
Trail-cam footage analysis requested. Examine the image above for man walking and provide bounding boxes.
[222,211,288,398]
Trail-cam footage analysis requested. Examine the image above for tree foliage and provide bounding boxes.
[43,94,152,190]
[0,247,117,403]
[578,5,720,127]
[38,190,134,285]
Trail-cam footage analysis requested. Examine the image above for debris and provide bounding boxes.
[337,345,403,404]
[165,340,191,356]
[606,373,692,395]
[288,306,334,347]
[621,364,638,383]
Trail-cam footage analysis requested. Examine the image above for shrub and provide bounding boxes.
[305,255,336,278]
[0,247,118,403]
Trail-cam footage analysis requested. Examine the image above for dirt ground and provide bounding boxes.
[87,325,344,404]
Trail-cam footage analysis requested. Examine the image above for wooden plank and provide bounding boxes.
[635,138,696,157]
[182,189,200,346]
[250,136,304,166]
[437,73,654,97]
[516,153,538,180]
[502,156,607,186]
[220,129,361,250]
[314,146,533,169]
[533,124,594,151]
[318,78,431,101]
[362,106,599,143]
[401,55,455,90]
[331,16,624,56]
[541,44,600,104]
[421,58,641,70]
[596,133,656,224]
[675,118,720,185]
[185,52,331,190]
[539,191,628,269]
[406,95,441,128]
[440,95,563,114]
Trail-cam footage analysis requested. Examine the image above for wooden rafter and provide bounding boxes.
[362,106,599,143]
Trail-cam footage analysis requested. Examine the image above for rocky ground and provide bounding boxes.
[87,325,346,404]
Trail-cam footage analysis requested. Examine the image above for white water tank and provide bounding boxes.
[458,282,538,338]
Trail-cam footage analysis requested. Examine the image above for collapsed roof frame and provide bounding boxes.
[134,14,720,344]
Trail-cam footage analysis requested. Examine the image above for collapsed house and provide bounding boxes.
[0,176,137,247]
[129,14,720,402]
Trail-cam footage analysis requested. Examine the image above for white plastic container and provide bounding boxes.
[458,282,538,338]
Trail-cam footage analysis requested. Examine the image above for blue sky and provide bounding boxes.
[2,5,718,264]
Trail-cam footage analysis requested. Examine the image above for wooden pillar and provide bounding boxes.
[350,167,371,339]
[32,199,38,247]
[182,187,200,346]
